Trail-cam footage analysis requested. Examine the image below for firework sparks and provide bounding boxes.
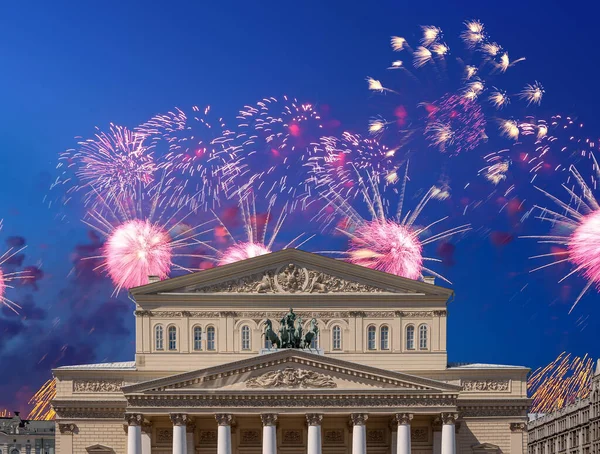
[27,379,56,420]
[317,166,471,282]
[413,46,433,68]
[528,352,594,413]
[488,89,510,109]
[520,82,545,106]
[0,220,31,313]
[461,20,485,48]
[421,26,442,47]
[500,119,520,140]
[479,151,510,185]
[391,36,407,51]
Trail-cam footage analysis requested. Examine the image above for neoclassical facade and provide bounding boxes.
[0,412,55,454]
[52,249,530,454]
[527,362,600,454]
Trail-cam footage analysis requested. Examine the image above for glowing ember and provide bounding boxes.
[218,242,271,266]
[28,379,56,420]
[104,219,172,290]
[0,268,5,302]
[569,210,600,286]
[348,220,423,279]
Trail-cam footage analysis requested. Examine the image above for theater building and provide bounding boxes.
[52,249,530,454]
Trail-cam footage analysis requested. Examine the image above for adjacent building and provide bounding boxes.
[52,249,531,453]
[527,362,600,454]
[0,412,55,454]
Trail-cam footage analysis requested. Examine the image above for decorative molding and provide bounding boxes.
[55,408,125,419]
[215,414,233,426]
[510,423,527,432]
[219,311,238,317]
[462,380,510,392]
[440,413,458,424]
[432,417,442,431]
[156,428,173,444]
[134,310,152,317]
[395,413,413,425]
[58,423,78,435]
[143,309,425,319]
[411,427,428,443]
[240,429,260,445]
[305,414,323,426]
[396,311,441,318]
[186,421,196,433]
[199,430,217,443]
[73,379,123,393]
[350,413,368,426]
[180,264,388,294]
[282,429,303,445]
[366,429,385,444]
[324,429,344,444]
[460,407,527,417]
[170,413,188,426]
[260,413,278,426]
[246,368,337,389]
[141,422,153,434]
[125,414,143,426]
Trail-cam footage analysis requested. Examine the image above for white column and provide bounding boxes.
[395,413,412,454]
[141,422,152,454]
[171,414,188,454]
[440,413,457,454]
[126,414,143,454]
[306,414,323,454]
[351,413,368,454]
[216,414,233,454]
[261,414,278,454]
[432,418,442,454]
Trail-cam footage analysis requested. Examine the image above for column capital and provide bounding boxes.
[306,414,323,426]
[186,420,197,433]
[350,413,368,426]
[141,421,153,434]
[394,413,413,426]
[170,413,189,426]
[432,416,442,432]
[261,414,278,426]
[510,422,527,432]
[215,414,234,426]
[440,413,458,425]
[125,413,143,426]
[58,423,78,435]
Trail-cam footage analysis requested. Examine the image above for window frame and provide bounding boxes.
[193,325,203,351]
[380,325,390,350]
[367,325,376,350]
[241,325,251,350]
[406,324,415,350]
[155,324,164,351]
[418,324,428,350]
[167,325,177,351]
[332,325,342,350]
[206,325,216,351]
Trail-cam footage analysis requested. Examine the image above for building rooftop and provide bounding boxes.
[447,362,527,370]
[55,361,136,370]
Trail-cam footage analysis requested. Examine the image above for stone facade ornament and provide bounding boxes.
[282,429,303,444]
[240,430,260,444]
[156,428,173,443]
[58,423,78,435]
[141,422,153,434]
[350,413,368,426]
[411,427,428,442]
[186,421,196,433]
[440,413,458,424]
[462,379,510,392]
[305,413,323,425]
[125,414,143,426]
[199,431,217,443]
[432,417,442,432]
[170,414,188,426]
[215,414,233,426]
[395,413,413,425]
[366,429,385,443]
[510,423,527,432]
[260,414,278,426]
[324,430,344,444]
[73,379,123,393]
[245,367,337,389]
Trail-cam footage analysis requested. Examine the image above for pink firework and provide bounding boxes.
[59,124,156,204]
[318,167,470,282]
[218,242,271,266]
[525,153,600,310]
[104,219,172,290]
[348,220,422,278]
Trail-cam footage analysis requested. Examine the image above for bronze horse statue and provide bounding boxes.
[262,319,281,349]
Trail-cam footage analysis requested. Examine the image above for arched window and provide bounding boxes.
[193,326,203,351]
[380,325,389,350]
[367,325,376,350]
[419,324,428,350]
[168,326,177,351]
[241,325,251,350]
[155,324,164,351]
[207,326,216,351]
[332,325,342,350]
[406,325,415,350]
[311,333,319,349]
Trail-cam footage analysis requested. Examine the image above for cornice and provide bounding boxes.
[135,310,446,318]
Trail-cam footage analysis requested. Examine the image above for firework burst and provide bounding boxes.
[136,106,244,211]
[528,352,594,413]
[0,220,32,313]
[317,166,470,282]
[27,379,56,420]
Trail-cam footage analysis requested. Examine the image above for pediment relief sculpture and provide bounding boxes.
[245,367,337,389]
[179,263,390,294]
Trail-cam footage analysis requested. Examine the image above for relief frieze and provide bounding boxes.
[462,380,510,392]
[323,430,344,444]
[245,368,337,389]
[73,379,123,393]
[282,430,303,445]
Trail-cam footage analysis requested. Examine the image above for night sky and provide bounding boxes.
[0,0,599,413]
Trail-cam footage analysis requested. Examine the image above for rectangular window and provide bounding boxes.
[380,327,389,350]
[367,328,376,350]
[207,328,215,351]
[194,328,202,351]
[332,327,341,350]
[242,327,251,350]
[168,328,177,351]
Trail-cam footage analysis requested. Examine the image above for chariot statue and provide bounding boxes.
[262,308,319,350]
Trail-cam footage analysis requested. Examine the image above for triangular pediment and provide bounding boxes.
[86,445,115,454]
[472,443,501,453]
[122,349,461,394]
[130,249,453,298]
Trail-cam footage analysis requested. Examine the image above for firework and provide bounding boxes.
[235,96,330,209]
[523,153,600,310]
[0,220,31,313]
[58,124,156,205]
[479,151,510,185]
[368,20,542,157]
[528,352,594,413]
[136,106,244,211]
[209,194,312,266]
[83,185,214,293]
[317,167,471,282]
[27,379,56,420]
[308,132,397,200]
